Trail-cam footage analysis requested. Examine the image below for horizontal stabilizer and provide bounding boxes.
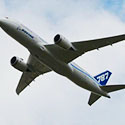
[88,84,125,106]
[100,84,125,93]
[88,93,101,106]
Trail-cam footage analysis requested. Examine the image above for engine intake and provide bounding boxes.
[10,56,30,72]
[54,34,76,50]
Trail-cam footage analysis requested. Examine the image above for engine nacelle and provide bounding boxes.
[54,34,76,50]
[10,56,30,72]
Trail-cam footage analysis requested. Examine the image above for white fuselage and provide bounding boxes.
[0,18,110,97]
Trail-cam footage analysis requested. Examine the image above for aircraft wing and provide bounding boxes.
[45,34,125,63]
[72,34,125,55]
[16,55,51,95]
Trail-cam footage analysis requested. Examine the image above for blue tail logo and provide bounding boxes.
[94,71,112,86]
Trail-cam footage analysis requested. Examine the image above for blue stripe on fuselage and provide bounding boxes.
[70,64,98,84]
[21,29,34,39]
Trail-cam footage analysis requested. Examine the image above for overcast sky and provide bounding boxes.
[1,0,125,125]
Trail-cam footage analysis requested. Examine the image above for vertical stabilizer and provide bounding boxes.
[94,71,112,86]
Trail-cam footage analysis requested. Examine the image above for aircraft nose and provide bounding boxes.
[0,17,18,31]
[0,17,10,26]
[0,18,6,27]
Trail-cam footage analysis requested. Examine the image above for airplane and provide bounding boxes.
[1,17,125,106]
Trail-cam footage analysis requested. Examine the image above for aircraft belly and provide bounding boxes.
[67,67,103,94]
[34,50,103,95]
[30,47,105,96]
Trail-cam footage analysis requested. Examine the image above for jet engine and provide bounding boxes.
[54,34,76,50]
[10,56,30,72]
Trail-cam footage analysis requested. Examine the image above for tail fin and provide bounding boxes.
[94,70,112,86]
[88,85,125,106]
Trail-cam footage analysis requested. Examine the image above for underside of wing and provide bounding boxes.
[72,34,125,54]
[16,72,39,95]
[45,34,125,63]
[16,55,51,95]
[45,44,80,63]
